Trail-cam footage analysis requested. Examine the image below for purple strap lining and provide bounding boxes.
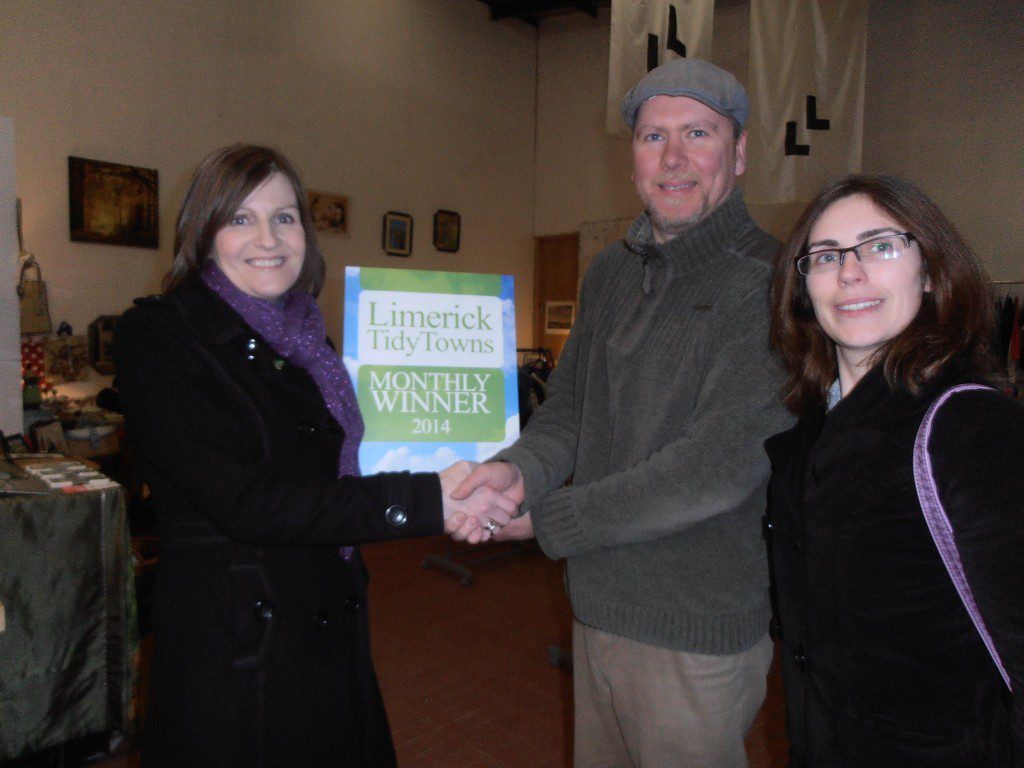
[912,383,1012,691]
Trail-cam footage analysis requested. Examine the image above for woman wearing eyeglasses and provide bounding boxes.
[764,174,1023,767]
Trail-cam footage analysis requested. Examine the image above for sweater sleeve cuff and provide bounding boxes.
[488,445,547,512]
[531,486,594,560]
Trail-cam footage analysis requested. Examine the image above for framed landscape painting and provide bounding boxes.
[68,156,159,248]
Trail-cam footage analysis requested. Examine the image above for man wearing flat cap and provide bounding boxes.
[452,58,791,767]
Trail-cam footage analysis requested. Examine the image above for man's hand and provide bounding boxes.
[439,461,520,544]
[441,461,526,544]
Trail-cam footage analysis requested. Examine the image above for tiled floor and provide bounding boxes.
[370,537,576,768]
[89,534,788,767]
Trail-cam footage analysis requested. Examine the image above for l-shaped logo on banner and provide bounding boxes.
[343,266,519,473]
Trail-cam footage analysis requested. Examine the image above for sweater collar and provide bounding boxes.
[624,189,759,293]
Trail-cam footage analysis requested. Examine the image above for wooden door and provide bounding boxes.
[533,233,579,362]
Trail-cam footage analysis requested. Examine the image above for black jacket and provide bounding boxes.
[764,366,1023,767]
[114,284,443,768]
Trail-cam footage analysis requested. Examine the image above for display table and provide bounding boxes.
[0,482,130,761]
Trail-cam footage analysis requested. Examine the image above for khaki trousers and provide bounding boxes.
[572,620,773,768]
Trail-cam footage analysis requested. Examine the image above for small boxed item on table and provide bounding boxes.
[18,458,118,494]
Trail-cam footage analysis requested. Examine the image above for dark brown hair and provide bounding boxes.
[163,144,325,295]
[769,174,998,413]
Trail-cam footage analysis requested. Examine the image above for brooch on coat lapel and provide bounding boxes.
[243,337,285,373]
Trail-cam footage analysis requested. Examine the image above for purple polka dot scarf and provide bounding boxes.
[202,261,364,479]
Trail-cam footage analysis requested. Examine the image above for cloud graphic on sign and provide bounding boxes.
[343,356,361,379]
[474,415,520,462]
[370,445,463,474]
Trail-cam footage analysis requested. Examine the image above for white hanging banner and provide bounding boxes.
[745,0,867,203]
[607,0,715,139]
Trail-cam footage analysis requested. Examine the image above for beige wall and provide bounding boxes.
[534,11,637,236]
[0,0,539,344]
[534,1,1024,275]
[3,0,1020,351]
[863,0,1024,282]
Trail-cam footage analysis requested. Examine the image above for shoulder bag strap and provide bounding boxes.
[913,383,1012,691]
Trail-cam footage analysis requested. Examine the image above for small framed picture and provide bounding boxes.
[382,211,413,257]
[308,190,348,234]
[544,301,575,335]
[432,209,461,253]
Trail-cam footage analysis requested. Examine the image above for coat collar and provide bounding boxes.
[764,361,981,542]
[823,363,975,430]
[165,282,251,345]
[160,283,329,410]
[764,362,979,471]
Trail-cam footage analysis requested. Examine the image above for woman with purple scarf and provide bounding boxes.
[114,144,515,768]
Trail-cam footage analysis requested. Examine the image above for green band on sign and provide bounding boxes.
[359,268,502,296]
[358,365,506,442]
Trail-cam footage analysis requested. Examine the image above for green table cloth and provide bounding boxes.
[0,487,130,760]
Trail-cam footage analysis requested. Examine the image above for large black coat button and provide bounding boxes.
[312,612,330,628]
[253,599,275,622]
[385,505,408,526]
[297,422,317,437]
[344,597,361,613]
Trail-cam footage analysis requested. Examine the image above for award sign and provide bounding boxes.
[343,267,519,473]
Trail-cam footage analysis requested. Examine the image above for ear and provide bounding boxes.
[734,131,748,177]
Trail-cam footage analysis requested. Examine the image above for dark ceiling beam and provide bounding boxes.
[489,1,562,21]
[479,0,608,27]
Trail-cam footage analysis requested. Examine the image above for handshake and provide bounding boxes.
[438,461,535,545]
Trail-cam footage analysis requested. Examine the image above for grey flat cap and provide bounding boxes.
[621,58,749,132]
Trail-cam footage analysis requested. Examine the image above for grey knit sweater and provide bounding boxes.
[496,190,793,655]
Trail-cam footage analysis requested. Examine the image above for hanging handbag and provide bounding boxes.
[17,255,53,334]
[912,383,1012,691]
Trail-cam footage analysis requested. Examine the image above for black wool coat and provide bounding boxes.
[114,284,444,768]
[764,366,1024,768]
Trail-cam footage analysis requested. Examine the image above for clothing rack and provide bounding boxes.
[516,347,553,430]
[993,279,1024,295]
[993,282,1024,395]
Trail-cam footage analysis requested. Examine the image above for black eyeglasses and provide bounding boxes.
[796,232,916,276]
